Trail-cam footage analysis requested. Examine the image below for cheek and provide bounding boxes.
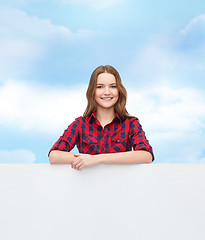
[94,89,98,98]
[94,89,101,101]
[114,90,119,103]
[115,89,119,98]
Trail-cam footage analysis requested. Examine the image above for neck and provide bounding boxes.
[96,107,115,124]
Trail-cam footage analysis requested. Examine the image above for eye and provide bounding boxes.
[96,86,103,88]
[111,85,117,88]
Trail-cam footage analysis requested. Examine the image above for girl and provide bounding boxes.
[49,65,154,170]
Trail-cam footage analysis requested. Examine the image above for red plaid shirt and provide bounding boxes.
[49,112,154,161]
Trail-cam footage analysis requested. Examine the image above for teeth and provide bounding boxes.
[102,97,112,100]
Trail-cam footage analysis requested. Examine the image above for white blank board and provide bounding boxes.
[0,164,205,240]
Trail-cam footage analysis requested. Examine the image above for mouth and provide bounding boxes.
[101,97,113,101]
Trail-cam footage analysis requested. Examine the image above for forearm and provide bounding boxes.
[96,150,153,165]
[49,150,75,164]
[49,149,153,166]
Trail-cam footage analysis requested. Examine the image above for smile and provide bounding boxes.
[101,97,113,101]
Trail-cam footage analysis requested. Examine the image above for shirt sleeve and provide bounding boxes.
[130,118,154,161]
[48,117,80,156]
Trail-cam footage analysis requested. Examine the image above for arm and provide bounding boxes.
[49,149,152,168]
[48,117,80,164]
[71,150,152,171]
[49,150,76,164]
[95,150,152,165]
[130,118,154,161]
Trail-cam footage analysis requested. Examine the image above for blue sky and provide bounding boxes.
[0,0,205,164]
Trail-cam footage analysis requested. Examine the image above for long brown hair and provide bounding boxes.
[83,65,133,121]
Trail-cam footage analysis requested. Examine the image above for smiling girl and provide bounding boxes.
[49,65,154,170]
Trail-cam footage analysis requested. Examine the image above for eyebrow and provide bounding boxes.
[97,83,116,85]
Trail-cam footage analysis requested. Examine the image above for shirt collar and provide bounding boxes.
[88,111,122,123]
[114,112,122,123]
[88,112,97,123]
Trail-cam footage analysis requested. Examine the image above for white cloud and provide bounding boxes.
[0,7,74,43]
[0,7,95,79]
[0,7,66,79]
[178,14,205,38]
[0,0,26,6]
[0,149,36,163]
[127,86,205,132]
[0,80,87,135]
[0,80,205,163]
[0,0,126,9]
[127,86,205,163]
[176,14,205,52]
[198,158,205,163]
[56,0,126,9]
[127,14,205,88]
[129,44,176,82]
[124,15,205,163]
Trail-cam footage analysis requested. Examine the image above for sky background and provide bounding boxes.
[0,0,205,164]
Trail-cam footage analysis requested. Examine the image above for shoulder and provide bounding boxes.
[67,116,83,129]
[74,116,83,122]
[125,116,143,132]
[126,116,140,124]
[72,116,91,126]
[64,116,83,133]
[74,115,89,123]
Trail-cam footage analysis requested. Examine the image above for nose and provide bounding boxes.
[104,86,110,95]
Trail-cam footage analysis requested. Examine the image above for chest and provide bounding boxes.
[77,120,132,154]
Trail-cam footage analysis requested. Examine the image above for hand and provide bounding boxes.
[71,153,100,170]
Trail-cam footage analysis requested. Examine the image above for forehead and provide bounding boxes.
[97,73,116,84]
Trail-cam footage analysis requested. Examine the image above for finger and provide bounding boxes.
[78,164,84,170]
[72,160,80,169]
[75,161,83,170]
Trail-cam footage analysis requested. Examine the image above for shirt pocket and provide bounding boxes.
[111,134,127,152]
[82,135,98,154]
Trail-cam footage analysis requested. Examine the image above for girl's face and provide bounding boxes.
[94,73,119,111]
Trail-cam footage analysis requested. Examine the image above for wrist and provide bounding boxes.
[94,154,103,165]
